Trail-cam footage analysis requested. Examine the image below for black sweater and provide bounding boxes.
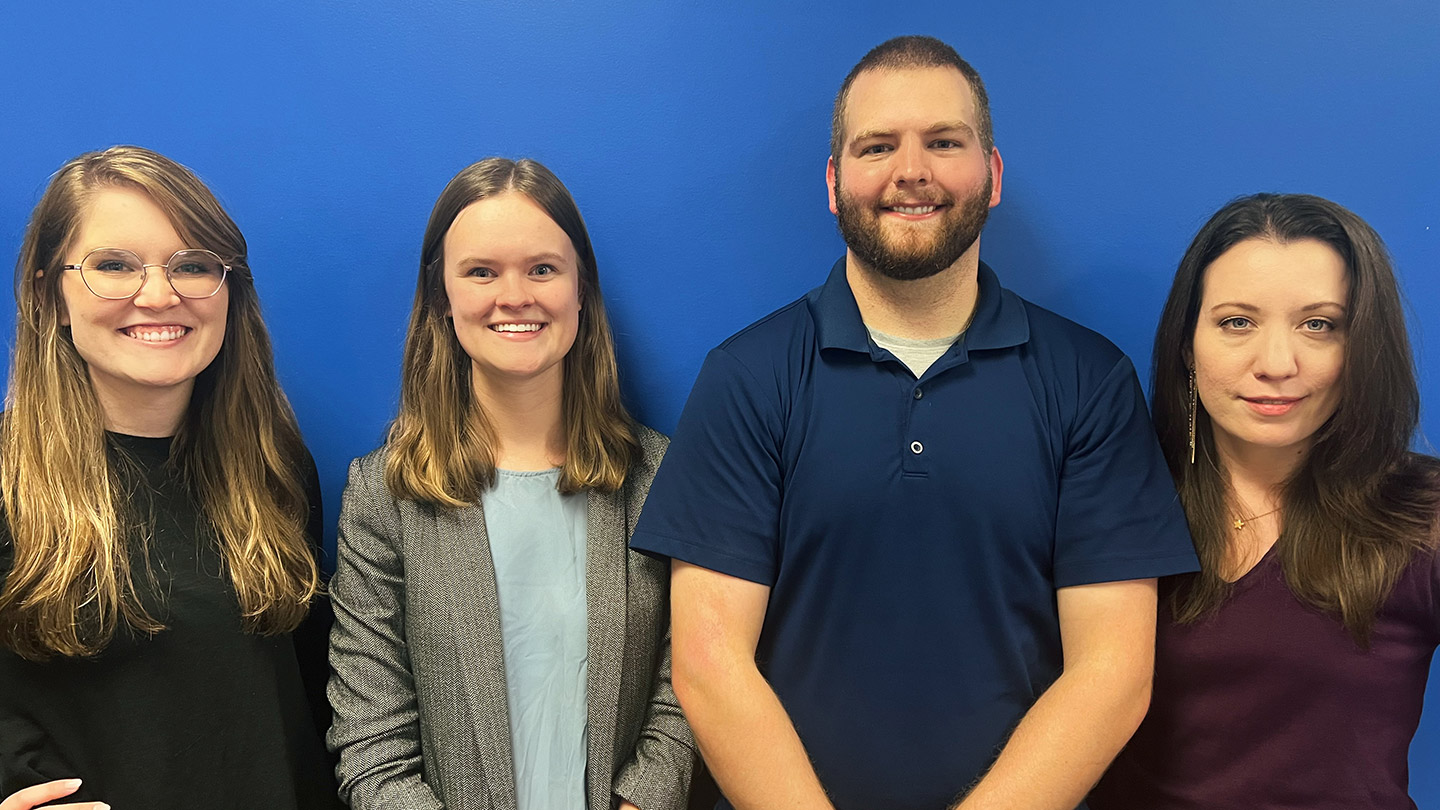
[0,433,341,809]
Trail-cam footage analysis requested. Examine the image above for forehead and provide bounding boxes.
[841,66,979,141]
[1200,238,1349,306]
[446,192,573,254]
[72,185,184,253]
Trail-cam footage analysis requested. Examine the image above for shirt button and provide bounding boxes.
[913,388,924,400]
[910,440,924,454]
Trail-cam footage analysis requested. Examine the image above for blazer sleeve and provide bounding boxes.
[614,428,699,810]
[326,453,445,810]
[613,632,696,810]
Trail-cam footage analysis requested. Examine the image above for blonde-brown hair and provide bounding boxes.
[0,145,319,660]
[385,157,639,506]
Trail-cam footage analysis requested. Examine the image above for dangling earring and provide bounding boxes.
[1187,368,1197,465]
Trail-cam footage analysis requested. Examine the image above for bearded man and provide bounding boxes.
[632,36,1199,810]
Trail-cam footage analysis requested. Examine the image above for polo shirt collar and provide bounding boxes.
[812,257,1030,359]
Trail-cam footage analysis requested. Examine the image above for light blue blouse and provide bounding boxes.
[482,468,589,810]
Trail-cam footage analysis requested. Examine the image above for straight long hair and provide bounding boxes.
[385,157,638,506]
[1152,193,1440,643]
[0,146,319,660]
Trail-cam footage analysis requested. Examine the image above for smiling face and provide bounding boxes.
[1192,237,1348,466]
[60,185,229,422]
[442,192,582,394]
[827,65,1003,281]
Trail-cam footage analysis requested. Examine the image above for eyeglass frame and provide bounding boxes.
[59,247,234,300]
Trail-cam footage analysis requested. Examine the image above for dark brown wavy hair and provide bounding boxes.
[384,157,638,506]
[0,146,319,660]
[1152,192,1440,644]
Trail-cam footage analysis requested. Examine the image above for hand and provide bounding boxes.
[619,802,641,810]
[0,779,108,810]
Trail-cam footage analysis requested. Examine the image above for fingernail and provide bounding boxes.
[64,779,83,788]
[94,804,111,810]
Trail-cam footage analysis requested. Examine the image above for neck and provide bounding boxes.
[471,365,566,471]
[94,378,193,438]
[1215,433,1308,513]
[845,246,981,340]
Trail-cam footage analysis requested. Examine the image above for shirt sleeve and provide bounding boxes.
[1052,355,1199,588]
[629,347,786,585]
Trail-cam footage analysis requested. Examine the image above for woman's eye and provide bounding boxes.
[465,266,495,278]
[1302,318,1334,332]
[94,260,136,274]
[1220,316,1252,330]
[531,264,556,277]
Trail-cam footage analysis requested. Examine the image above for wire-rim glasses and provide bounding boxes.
[61,247,231,300]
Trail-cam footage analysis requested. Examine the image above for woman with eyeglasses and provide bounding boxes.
[326,157,696,810]
[1089,193,1440,809]
[0,146,341,810]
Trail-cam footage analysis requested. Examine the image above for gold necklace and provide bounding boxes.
[1233,506,1280,531]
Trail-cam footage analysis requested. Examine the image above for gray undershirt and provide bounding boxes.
[482,468,589,810]
[867,326,961,378]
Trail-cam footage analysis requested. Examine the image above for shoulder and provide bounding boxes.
[633,424,669,464]
[709,293,818,373]
[681,292,822,424]
[1017,297,1127,369]
[344,445,395,501]
[628,424,669,491]
[1001,296,1140,421]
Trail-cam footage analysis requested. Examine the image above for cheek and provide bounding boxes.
[58,275,88,327]
[1193,367,1229,414]
[443,284,489,321]
[206,303,230,354]
[1189,337,1234,401]
[1310,349,1346,407]
[559,291,583,335]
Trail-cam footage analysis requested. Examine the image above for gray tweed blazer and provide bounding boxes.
[327,427,695,810]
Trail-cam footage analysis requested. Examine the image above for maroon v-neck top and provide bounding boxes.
[1091,545,1440,810]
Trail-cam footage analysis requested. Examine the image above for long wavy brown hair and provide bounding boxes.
[0,146,319,660]
[1152,193,1440,644]
[385,157,639,506]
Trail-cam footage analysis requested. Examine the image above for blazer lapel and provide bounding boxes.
[585,486,628,809]
[433,502,518,810]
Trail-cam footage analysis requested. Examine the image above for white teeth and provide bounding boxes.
[491,323,543,333]
[892,205,937,215]
[123,327,188,342]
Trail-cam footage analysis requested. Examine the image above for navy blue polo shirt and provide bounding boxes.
[632,259,1198,810]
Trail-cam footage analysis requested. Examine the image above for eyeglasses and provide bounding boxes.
[61,248,231,300]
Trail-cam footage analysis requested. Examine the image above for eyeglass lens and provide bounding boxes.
[81,249,227,299]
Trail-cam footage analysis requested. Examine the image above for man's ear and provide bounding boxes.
[827,157,840,216]
[988,147,1004,208]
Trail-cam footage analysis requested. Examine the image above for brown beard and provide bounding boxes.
[834,171,992,281]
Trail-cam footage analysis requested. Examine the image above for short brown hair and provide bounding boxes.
[831,35,994,161]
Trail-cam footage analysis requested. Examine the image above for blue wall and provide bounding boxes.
[2,0,1436,798]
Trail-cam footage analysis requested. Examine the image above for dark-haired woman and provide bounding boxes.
[1090,193,1440,809]
[326,157,696,810]
[0,147,340,809]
